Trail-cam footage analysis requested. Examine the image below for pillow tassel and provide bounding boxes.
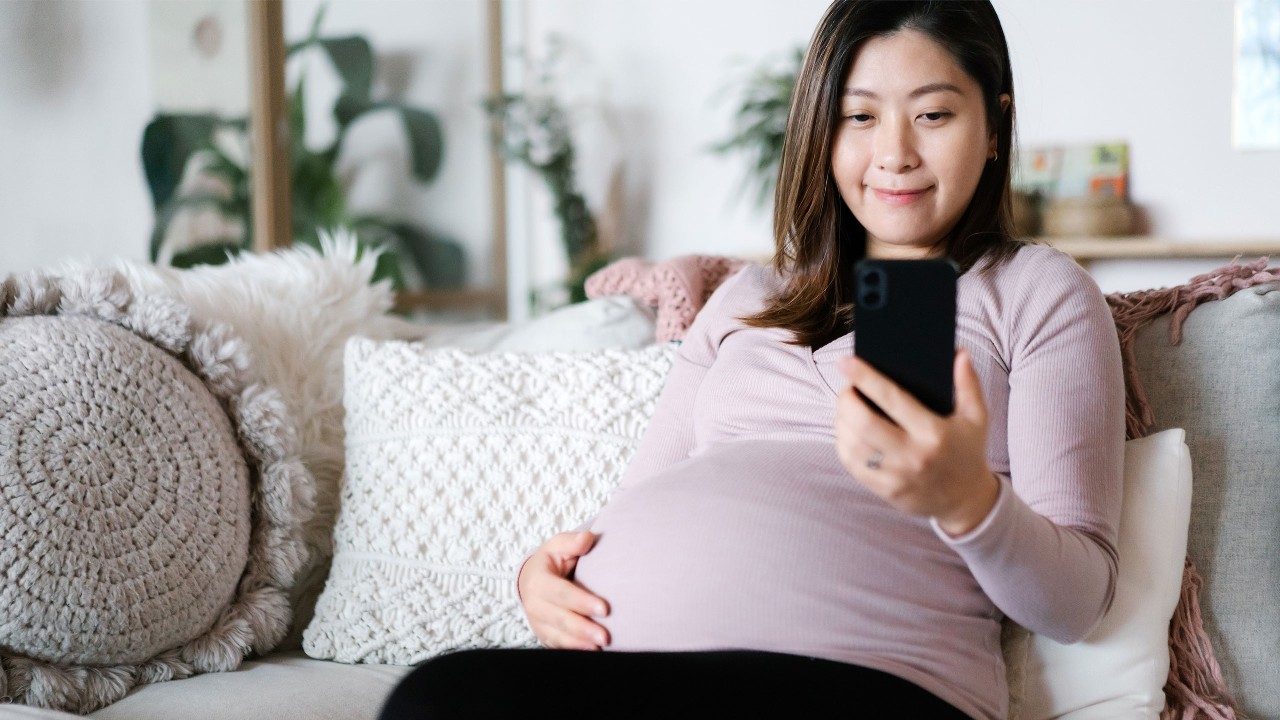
[1161,558,1243,720]
[1106,256,1280,440]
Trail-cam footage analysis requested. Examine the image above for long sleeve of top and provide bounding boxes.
[934,247,1124,643]
[570,245,1125,720]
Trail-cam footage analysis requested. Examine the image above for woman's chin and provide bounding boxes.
[863,232,945,258]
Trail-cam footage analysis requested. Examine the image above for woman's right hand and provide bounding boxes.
[517,531,611,650]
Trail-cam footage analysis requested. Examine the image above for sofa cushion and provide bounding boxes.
[411,295,657,353]
[87,652,409,720]
[0,269,310,714]
[1,315,250,666]
[101,236,406,649]
[1131,282,1280,718]
[302,342,673,664]
[1006,429,1193,719]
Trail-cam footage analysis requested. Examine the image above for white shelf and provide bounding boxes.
[1038,237,1280,260]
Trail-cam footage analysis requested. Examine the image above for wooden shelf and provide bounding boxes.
[1038,237,1280,260]
[394,288,505,312]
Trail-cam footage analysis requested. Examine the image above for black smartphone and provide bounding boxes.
[852,258,958,417]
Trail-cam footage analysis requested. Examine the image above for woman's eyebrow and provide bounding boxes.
[843,82,964,99]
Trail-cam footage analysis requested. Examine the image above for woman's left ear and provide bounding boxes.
[989,93,1012,155]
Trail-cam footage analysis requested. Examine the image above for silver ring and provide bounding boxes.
[866,450,883,470]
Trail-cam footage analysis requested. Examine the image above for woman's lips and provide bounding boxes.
[873,187,931,206]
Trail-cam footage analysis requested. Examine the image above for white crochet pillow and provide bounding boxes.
[302,341,673,664]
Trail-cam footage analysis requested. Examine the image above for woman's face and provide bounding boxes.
[831,29,1001,259]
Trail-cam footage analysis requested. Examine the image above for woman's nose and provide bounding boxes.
[874,119,919,172]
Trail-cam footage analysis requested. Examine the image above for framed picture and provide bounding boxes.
[1014,142,1130,202]
[1234,0,1280,150]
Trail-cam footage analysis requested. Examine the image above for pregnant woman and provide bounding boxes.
[381,1,1124,717]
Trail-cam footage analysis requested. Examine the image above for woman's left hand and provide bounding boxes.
[834,349,999,536]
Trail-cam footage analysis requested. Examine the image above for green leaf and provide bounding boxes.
[395,106,445,182]
[290,145,345,240]
[289,78,308,154]
[319,37,373,102]
[332,100,444,183]
[333,93,375,129]
[169,242,242,269]
[368,220,466,289]
[371,245,406,292]
[140,114,218,210]
[330,94,373,166]
[709,46,801,207]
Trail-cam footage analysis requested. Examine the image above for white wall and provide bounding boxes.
[1,1,1276,295]
[999,0,1280,291]
[518,0,1280,293]
[513,0,829,294]
[0,0,154,274]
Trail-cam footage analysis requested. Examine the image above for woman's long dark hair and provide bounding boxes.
[744,0,1020,348]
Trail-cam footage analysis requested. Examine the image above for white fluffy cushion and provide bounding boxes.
[302,341,674,664]
[96,236,406,646]
[1007,428,1193,719]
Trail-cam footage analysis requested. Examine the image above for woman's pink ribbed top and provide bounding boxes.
[571,244,1126,720]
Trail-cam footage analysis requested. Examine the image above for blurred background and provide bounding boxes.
[0,0,1276,319]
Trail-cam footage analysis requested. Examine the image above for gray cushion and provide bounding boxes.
[0,316,250,666]
[0,269,312,714]
[1132,282,1280,717]
[87,653,410,720]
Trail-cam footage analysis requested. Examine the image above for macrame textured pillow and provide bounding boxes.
[0,269,312,714]
[302,341,673,665]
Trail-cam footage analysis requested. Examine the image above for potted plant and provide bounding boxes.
[483,36,609,309]
[712,47,803,207]
[141,8,464,290]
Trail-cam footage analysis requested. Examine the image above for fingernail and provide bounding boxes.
[595,603,607,616]
[594,632,608,645]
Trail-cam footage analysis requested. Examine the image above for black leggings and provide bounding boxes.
[379,648,972,719]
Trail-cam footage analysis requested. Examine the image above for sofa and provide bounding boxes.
[0,242,1274,720]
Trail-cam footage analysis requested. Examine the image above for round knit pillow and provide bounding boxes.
[0,269,313,714]
[0,315,250,665]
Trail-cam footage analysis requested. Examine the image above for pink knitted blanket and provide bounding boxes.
[584,255,750,342]
[586,253,1271,719]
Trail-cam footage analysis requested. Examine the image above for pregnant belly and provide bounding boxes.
[571,443,968,654]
